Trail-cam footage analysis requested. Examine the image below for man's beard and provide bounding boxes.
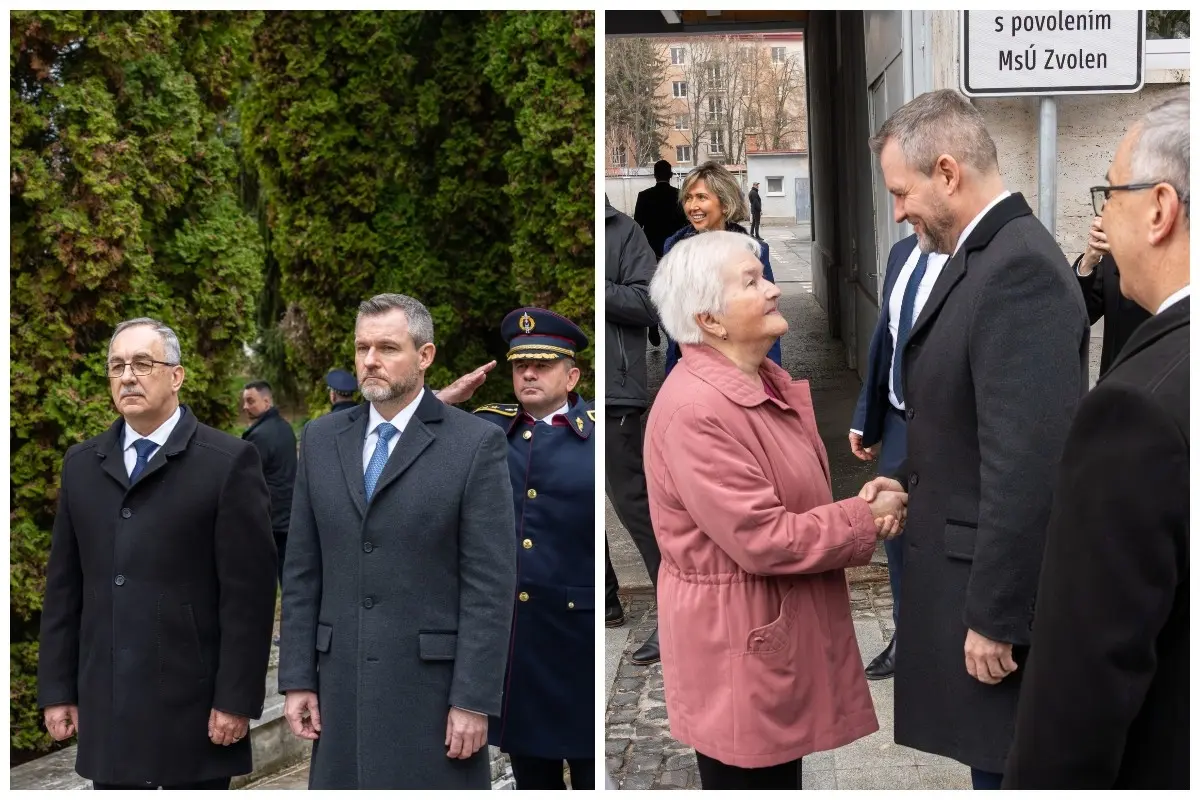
[360,369,419,403]
[915,199,956,255]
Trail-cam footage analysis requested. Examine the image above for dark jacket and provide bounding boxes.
[605,198,658,415]
[242,406,297,534]
[278,391,516,789]
[889,194,1089,773]
[477,394,595,759]
[38,406,277,786]
[1005,298,1188,789]
[1073,252,1151,375]
[662,222,783,375]
[851,234,917,446]
[330,400,358,414]
[634,181,688,259]
[749,186,762,215]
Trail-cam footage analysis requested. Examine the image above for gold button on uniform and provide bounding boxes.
[568,601,575,609]
[522,538,533,550]
[518,591,530,602]
[527,488,537,499]
[522,430,532,440]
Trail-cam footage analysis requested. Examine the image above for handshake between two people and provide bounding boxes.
[858,476,907,540]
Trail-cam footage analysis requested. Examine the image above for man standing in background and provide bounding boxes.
[634,160,688,259]
[749,181,763,239]
[241,380,297,591]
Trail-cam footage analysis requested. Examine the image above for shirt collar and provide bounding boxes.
[953,190,1012,257]
[124,405,182,452]
[533,401,571,425]
[1157,284,1191,314]
[367,387,425,437]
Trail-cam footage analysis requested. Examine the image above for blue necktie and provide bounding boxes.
[364,422,398,501]
[130,439,159,483]
[892,252,930,407]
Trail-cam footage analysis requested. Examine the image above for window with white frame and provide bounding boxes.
[611,144,627,167]
[772,46,787,64]
[707,96,723,123]
[676,144,692,163]
[675,115,689,131]
[708,130,724,154]
[671,46,686,65]
[766,176,785,195]
[1146,10,1190,76]
[705,62,722,88]
[673,80,688,98]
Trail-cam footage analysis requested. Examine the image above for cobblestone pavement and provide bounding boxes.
[605,582,972,791]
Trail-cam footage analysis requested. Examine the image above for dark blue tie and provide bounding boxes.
[130,439,159,483]
[893,252,930,406]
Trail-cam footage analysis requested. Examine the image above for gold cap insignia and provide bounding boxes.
[518,312,536,334]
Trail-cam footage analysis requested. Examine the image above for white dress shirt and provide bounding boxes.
[123,405,182,477]
[1156,285,1190,314]
[953,190,1012,257]
[532,401,570,424]
[362,388,425,473]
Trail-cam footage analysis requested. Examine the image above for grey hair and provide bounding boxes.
[679,161,749,224]
[650,230,762,344]
[108,317,181,364]
[869,89,998,175]
[1130,89,1189,220]
[356,293,435,347]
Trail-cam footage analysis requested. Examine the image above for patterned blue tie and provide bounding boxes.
[892,252,930,407]
[364,422,398,501]
[130,439,159,483]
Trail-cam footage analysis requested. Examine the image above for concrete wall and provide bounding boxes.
[746,153,809,221]
[604,175,657,215]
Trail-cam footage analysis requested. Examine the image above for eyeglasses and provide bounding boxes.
[1090,182,1168,216]
[106,359,177,379]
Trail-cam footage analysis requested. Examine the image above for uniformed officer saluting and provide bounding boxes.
[475,307,595,790]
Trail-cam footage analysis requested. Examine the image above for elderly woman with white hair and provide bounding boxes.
[661,161,782,376]
[643,230,908,790]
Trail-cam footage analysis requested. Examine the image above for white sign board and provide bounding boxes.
[961,11,1145,96]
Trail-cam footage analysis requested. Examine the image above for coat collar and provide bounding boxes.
[507,392,594,438]
[908,193,1033,343]
[243,405,281,436]
[1102,296,1189,379]
[678,343,799,410]
[97,404,199,490]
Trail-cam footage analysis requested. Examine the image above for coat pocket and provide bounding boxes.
[315,623,332,653]
[943,521,979,561]
[181,603,208,678]
[744,587,797,655]
[418,631,458,661]
[565,586,594,612]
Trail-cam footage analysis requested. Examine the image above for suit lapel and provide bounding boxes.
[335,407,370,518]
[907,247,967,343]
[133,407,197,486]
[99,422,130,490]
[367,391,443,506]
[1102,297,1189,378]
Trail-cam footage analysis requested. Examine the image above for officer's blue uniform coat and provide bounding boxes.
[476,393,595,759]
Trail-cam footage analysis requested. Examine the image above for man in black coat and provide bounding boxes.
[1073,214,1151,375]
[38,317,277,789]
[633,159,688,259]
[1005,90,1190,789]
[866,90,1088,789]
[242,380,297,588]
[748,181,763,238]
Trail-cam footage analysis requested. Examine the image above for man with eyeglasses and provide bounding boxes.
[1006,90,1189,789]
[37,316,278,790]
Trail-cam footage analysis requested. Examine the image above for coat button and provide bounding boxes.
[522,430,532,440]
[121,508,132,519]
[568,601,575,609]
[527,489,537,499]
[910,473,919,487]
[518,592,529,602]
[362,597,374,609]
[363,542,373,553]
[522,538,533,550]
[907,407,915,420]
[114,574,125,586]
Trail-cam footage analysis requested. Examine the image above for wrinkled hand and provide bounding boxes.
[859,476,904,502]
[849,432,879,461]
[434,361,496,406]
[1081,216,1109,273]
[209,709,249,746]
[964,629,1018,685]
[445,707,487,759]
[284,691,322,741]
[44,704,79,742]
[867,490,907,540]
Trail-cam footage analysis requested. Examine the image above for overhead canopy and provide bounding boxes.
[606,10,809,37]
